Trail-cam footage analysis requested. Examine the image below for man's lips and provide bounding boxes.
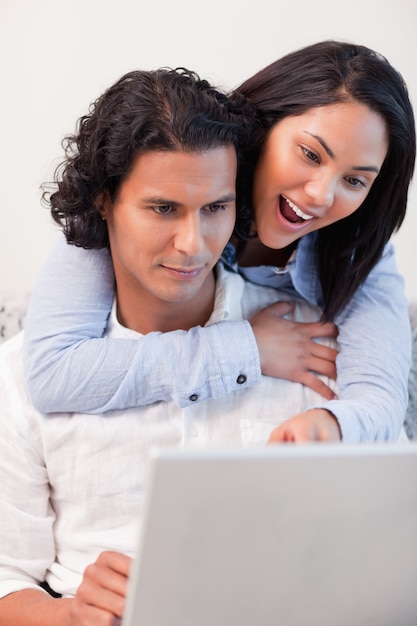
[161,264,206,279]
[280,195,315,223]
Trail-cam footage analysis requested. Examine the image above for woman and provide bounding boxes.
[23,40,416,442]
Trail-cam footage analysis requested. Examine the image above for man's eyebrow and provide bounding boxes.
[142,193,237,205]
[304,132,380,174]
[207,193,237,204]
[142,196,179,205]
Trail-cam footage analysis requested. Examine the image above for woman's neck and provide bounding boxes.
[237,237,296,268]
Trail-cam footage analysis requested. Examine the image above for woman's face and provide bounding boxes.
[252,101,389,249]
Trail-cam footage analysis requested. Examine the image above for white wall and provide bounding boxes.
[1,0,416,300]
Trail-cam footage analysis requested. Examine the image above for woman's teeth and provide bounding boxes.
[283,196,314,221]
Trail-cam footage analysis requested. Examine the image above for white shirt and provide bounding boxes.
[0,263,348,599]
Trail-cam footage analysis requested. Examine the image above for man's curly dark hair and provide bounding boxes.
[43,68,260,249]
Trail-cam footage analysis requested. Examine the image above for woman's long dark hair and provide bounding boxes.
[238,40,416,320]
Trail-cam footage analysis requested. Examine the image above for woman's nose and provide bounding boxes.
[304,174,335,210]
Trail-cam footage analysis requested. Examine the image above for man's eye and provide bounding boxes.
[205,204,226,213]
[153,205,173,214]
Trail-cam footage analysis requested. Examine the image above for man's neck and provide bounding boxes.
[114,271,217,334]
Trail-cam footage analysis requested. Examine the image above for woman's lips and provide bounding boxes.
[280,195,314,223]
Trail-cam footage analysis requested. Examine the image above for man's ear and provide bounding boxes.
[95,190,112,220]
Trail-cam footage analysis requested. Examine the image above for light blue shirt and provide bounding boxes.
[23,233,411,442]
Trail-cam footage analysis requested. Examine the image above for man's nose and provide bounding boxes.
[174,214,205,256]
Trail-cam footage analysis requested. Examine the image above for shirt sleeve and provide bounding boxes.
[307,242,411,442]
[23,236,261,413]
[0,336,55,599]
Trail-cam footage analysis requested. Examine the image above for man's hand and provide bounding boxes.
[69,551,132,626]
[250,301,338,400]
[268,409,342,443]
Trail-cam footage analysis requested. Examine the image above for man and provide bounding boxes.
[0,68,338,625]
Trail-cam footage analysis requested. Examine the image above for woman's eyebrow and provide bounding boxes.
[304,131,334,158]
[304,131,380,174]
[351,165,381,174]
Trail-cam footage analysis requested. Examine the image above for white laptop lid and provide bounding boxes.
[123,444,417,626]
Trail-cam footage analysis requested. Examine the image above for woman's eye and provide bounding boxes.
[346,177,365,188]
[302,147,319,163]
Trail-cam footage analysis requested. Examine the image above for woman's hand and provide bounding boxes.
[69,551,132,626]
[268,409,342,443]
[250,301,339,400]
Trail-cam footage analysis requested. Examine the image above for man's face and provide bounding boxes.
[101,147,237,331]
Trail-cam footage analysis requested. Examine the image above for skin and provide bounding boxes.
[250,301,338,396]
[100,147,238,335]
[0,552,130,626]
[251,101,388,251]
[69,552,131,626]
[247,101,389,443]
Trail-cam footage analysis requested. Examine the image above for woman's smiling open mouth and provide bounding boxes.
[280,195,314,223]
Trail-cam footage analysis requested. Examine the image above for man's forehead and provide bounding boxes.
[133,145,237,169]
[122,146,238,201]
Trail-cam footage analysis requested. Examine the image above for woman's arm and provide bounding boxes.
[23,237,262,412]
[23,236,337,413]
[303,241,411,442]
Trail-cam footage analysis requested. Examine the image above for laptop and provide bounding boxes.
[123,444,417,626]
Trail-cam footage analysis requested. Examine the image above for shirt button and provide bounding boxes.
[236,374,247,385]
[189,394,199,402]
